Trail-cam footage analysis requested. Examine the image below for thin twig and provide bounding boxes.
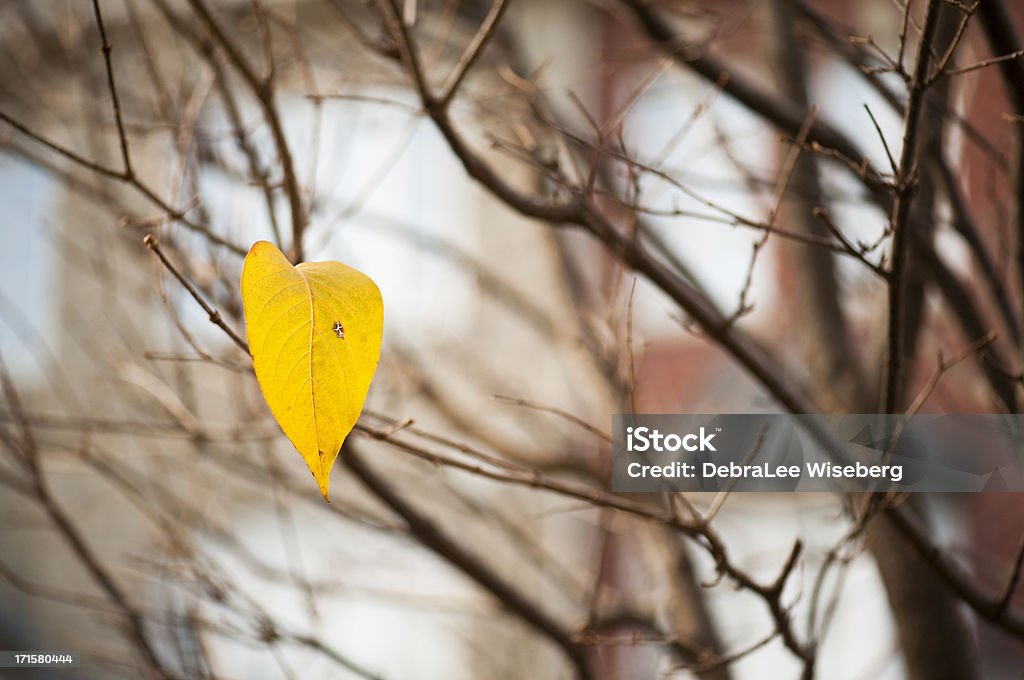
[703,423,769,524]
[0,110,245,255]
[492,395,611,442]
[903,331,995,417]
[946,47,1024,77]
[864,104,898,175]
[927,1,977,84]
[142,234,248,352]
[438,0,508,107]
[183,0,306,261]
[91,0,133,177]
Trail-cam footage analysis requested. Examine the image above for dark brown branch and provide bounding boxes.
[619,0,1018,410]
[886,501,1024,636]
[766,0,867,409]
[794,4,1019,344]
[209,45,284,247]
[978,0,1024,346]
[354,414,811,662]
[367,0,1024,652]
[883,0,943,413]
[797,0,1008,168]
[935,159,1020,342]
[619,0,888,194]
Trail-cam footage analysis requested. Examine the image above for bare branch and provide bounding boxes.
[438,0,508,108]
[142,234,248,352]
[883,0,944,413]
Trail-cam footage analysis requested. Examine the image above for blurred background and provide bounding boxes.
[2,0,1024,678]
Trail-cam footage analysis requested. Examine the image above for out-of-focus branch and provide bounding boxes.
[366,0,1024,652]
[0,364,174,679]
[978,0,1024,338]
[0,0,247,256]
[438,0,509,108]
[342,442,594,679]
[373,0,579,223]
[374,0,818,423]
[765,0,867,409]
[618,0,888,194]
[797,2,1019,344]
[352,417,812,663]
[886,503,1024,637]
[0,109,244,255]
[182,0,306,261]
[618,0,1019,412]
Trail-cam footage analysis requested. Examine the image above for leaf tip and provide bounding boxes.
[313,473,331,503]
[314,453,333,503]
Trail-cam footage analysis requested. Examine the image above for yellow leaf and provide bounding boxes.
[241,240,383,501]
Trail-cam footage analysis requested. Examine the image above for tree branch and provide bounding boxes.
[342,442,594,679]
[884,0,944,413]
